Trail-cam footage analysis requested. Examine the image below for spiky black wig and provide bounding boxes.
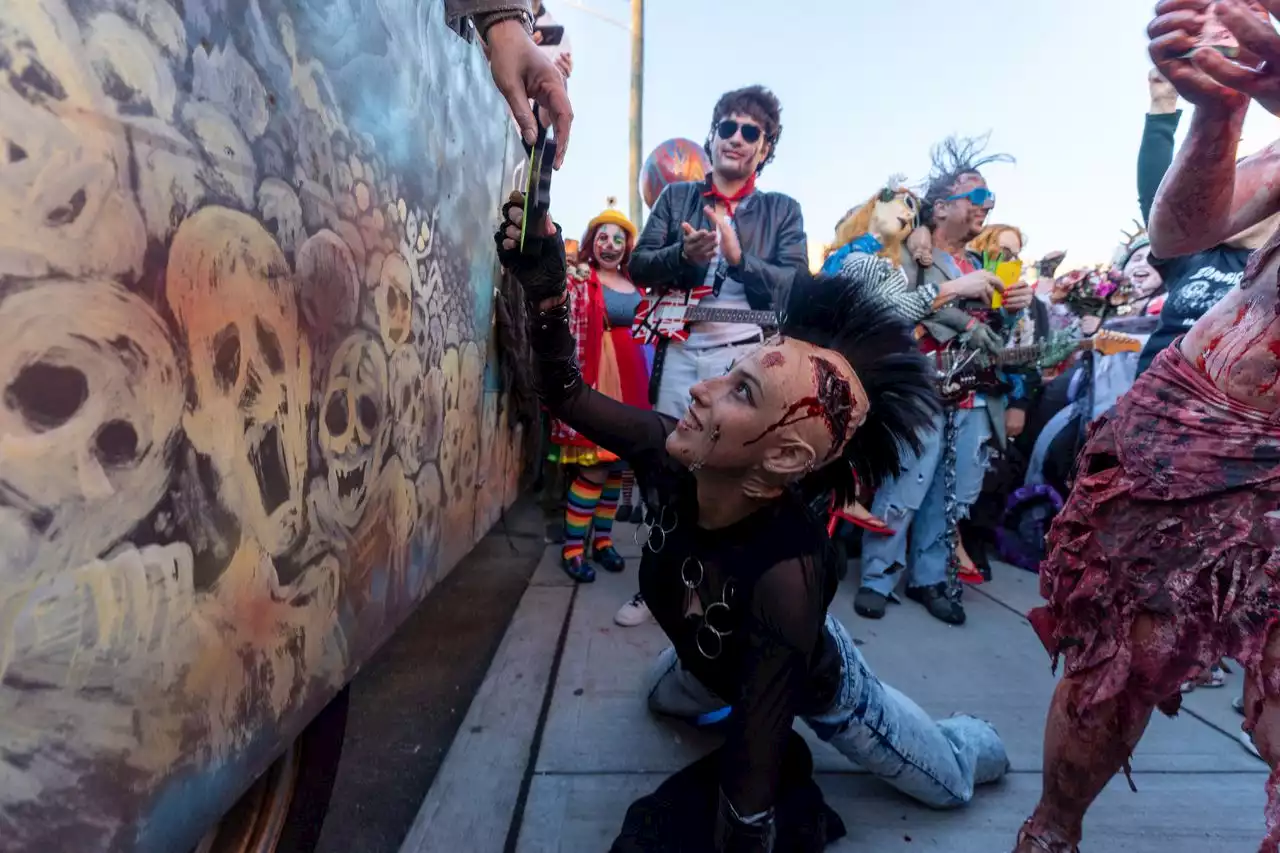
[919,133,1014,228]
[781,272,940,508]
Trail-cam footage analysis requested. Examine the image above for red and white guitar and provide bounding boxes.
[631,285,778,345]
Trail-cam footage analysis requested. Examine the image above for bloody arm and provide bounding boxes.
[1149,102,1280,256]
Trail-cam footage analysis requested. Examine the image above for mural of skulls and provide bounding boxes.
[0,24,147,281]
[165,207,310,559]
[296,228,361,355]
[409,462,443,598]
[318,330,390,530]
[372,252,413,351]
[0,279,184,588]
[388,346,434,476]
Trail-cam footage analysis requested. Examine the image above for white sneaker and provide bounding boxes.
[1240,730,1264,761]
[615,592,652,627]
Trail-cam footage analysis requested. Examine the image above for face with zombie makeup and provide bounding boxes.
[1123,246,1163,299]
[665,338,868,494]
[166,207,310,559]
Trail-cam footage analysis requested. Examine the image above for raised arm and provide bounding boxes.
[1138,70,1183,225]
[496,195,674,462]
[443,0,530,22]
[1147,1,1280,256]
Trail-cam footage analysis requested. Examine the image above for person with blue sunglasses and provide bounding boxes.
[854,136,1035,627]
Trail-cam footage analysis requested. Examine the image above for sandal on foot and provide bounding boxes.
[1015,822,1080,853]
[1180,668,1227,693]
[561,556,596,583]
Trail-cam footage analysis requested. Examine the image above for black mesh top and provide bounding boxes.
[530,300,843,817]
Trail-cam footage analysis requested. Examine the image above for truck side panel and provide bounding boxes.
[0,0,527,849]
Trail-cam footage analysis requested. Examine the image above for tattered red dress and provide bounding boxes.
[1030,344,1280,731]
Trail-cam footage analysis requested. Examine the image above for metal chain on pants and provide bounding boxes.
[940,404,963,601]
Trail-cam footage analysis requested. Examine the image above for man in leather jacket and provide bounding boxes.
[630,86,809,418]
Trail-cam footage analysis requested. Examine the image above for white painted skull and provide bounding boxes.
[165,206,310,558]
[319,330,390,529]
[373,252,414,351]
[0,19,147,281]
[388,346,433,476]
[0,279,184,587]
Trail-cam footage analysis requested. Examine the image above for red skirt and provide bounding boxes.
[1030,345,1280,729]
[550,326,651,466]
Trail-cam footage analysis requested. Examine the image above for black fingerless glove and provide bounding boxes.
[494,199,568,306]
[714,789,776,853]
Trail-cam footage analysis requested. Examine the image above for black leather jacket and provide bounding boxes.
[629,178,809,311]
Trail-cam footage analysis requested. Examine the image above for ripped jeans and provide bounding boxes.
[646,616,1009,808]
[860,409,992,595]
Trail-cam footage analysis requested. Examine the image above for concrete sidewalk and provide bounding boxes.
[405,523,1269,852]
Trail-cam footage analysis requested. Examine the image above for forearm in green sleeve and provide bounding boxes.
[1138,111,1181,226]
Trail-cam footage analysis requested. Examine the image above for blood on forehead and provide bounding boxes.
[743,355,857,459]
[812,356,856,458]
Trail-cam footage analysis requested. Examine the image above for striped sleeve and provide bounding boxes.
[837,252,938,324]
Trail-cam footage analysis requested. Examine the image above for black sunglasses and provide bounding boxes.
[716,119,763,144]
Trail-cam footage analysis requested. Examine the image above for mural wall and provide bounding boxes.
[0,0,528,849]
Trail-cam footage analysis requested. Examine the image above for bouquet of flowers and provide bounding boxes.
[1051,266,1125,319]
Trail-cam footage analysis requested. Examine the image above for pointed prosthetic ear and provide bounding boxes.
[761,436,818,482]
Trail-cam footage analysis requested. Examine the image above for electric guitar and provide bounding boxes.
[936,331,1142,403]
[631,285,778,345]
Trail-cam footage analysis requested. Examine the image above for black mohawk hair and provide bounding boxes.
[781,270,941,508]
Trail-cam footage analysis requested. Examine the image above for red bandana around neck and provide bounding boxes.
[703,174,756,214]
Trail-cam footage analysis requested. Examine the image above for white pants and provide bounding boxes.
[655,337,761,419]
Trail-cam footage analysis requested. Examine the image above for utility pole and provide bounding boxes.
[628,0,644,226]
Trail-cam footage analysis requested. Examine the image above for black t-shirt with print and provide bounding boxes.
[1136,246,1251,377]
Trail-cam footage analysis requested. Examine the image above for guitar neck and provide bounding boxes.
[686,307,778,326]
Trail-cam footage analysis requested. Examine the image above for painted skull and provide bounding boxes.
[165,206,310,558]
[389,347,444,475]
[0,25,147,281]
[319,330,390,529]
[373,252,413,351]
[0,279,184,586]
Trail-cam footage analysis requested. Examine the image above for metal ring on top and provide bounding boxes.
[680,557,704,589]
[696,624,724,660]
[645,523,667,554]
[703,600,734,637]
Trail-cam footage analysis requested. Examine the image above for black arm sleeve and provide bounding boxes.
[1138,111,1182,226]
[728,199,808,311]
[717,560,822,823]
[529,300,675,464]
[629,185,691,289]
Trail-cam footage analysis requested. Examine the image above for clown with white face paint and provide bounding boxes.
[497,197,1010,852]
[547,201,649,583]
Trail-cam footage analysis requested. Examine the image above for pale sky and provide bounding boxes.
[547,0,1280,270]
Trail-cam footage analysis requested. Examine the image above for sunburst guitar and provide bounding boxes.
[631,285,778,345]
[936,331,1142,404]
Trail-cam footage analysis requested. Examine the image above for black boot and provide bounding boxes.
[853,587,888,619]
[906,583,966,625]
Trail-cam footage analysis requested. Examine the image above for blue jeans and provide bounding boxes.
[645,616,1008,808]
[860,409,992,595]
